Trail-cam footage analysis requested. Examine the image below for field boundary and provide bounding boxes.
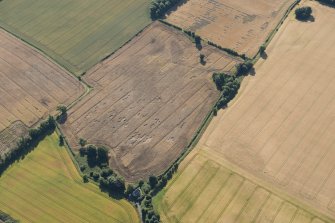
[252,0,301,61]
[159,19,248,61]
[157,151,335,223]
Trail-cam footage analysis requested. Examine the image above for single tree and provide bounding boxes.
[295,6,312,20]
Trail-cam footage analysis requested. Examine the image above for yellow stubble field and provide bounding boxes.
[155,2,335,222]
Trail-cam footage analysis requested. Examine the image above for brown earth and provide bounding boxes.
[166,0,296,58]
[0,28,84,156]
[197,1,335,220]
[61,22,240,182]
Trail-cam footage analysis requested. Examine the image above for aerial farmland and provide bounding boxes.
[61,22,240,182]
[155,1,335,222]
[0,0,152,75]
[166,0,296,57]
[0,28,84,157]
[0,133,139,223]
[1,0,335,222]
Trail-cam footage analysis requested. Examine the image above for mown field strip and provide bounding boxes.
[155,151,331,223]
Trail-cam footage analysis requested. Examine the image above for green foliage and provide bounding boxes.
[212,73,241,109]
[99,174,126,198]
[259,45,266,54]
[87,145,97,167]
[0,211,19,223]
[150,0,182,19]
[149,175,158,189]
[235,61,253,76]
[317,0,335,5]
[57,105,67,115]
[97,146,108,165]
[207,41,247,60]
[295,6,312,20]
[82,174,89,183]
[79,138,87,147]
[59,135,64,146]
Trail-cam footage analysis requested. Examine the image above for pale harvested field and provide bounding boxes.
[0,0,151,75]
[0,29,84,156]
[155,150,332,223]
[166,0,296,57]
[155,2,335,222]
[203,2,335,218]
[61,22,240,182]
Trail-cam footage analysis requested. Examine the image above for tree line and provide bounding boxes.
[212,61,253,111]
[150,0,182,19]
[317,0,335,6]
[0,116,56,176]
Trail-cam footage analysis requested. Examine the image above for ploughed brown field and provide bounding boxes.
[0,29,84,156]
[166,0,296,57]
[61,22,241,181]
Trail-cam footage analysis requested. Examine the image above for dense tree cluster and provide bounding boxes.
[138,163,178,223]
[317,0,335,5]
[212,73,241,109]
[0,116,55,176]
[79,144,108,167]
[295,6,312,20]
[99,170,126,198]
[150,0,182,19]
[235,61,253,76]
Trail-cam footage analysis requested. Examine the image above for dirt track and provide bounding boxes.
[61,22,240,181]
[166,0,295,57]
[0,28,84,156]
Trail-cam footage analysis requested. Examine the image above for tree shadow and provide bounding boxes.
[162,0,189,19]
[317,1,335,9]
[57,113,68,124]
[249,67,256,76]
[260,51,268,60]
[297,15,315,22]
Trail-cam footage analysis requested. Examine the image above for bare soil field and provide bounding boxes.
[61,22,240,182]
[0,29,84,156]
[166,0,296,57]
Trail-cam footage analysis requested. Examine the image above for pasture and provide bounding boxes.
[0,133,139,223]
[0,29,83,156]
[61,22,240,182]
[155,1,335,222]
[166,0,295,57]
[0,0,152,75]
[155,150,332,223]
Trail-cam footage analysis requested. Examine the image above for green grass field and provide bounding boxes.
[0,0,151,75]
[0,133,139,223]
